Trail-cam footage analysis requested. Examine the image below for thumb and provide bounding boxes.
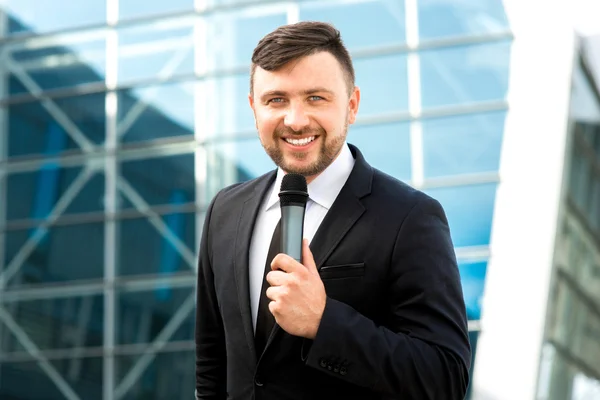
[302,238,318,273]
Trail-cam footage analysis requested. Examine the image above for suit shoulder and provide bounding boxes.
[370,168,436,208]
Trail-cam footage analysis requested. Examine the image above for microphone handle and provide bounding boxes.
[280,204,306,263]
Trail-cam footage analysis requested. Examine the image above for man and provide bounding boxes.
[195,21,471,399]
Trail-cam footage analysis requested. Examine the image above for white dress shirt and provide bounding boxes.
[248,143,355,331]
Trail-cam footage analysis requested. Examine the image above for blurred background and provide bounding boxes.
[0,0,598,399]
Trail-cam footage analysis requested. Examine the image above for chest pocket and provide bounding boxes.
[319,263,365,280]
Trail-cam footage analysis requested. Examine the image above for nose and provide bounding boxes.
[284,102,310,132]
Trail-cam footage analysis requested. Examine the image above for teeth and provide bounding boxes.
[285,136,315,146]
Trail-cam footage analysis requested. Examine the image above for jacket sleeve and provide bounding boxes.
[195,192,227,399]
[304,196,472,399]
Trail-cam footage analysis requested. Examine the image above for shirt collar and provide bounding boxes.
[265,143,355,211]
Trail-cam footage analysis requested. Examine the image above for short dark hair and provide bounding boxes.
[250,21,355,96]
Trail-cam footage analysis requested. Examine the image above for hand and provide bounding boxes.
[266,239,326,339]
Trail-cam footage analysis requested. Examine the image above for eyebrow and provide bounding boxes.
[260,87,336,101]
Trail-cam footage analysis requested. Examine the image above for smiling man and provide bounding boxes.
[195,21,471,400]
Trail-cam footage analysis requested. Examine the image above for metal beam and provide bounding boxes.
[0,273,195,303]
[113,292,195,399]
[117,177,197,269]
[0,167,94,288]
[4,57,95,153]
[0,305,81,400]
[117,37,194,139]
[104,0,119,397]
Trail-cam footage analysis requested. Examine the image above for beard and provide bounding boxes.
[261,121,348,177]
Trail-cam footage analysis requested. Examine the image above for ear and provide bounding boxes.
[248,93,258,129]
[347,86,361,125]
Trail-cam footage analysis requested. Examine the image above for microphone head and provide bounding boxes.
[279,173,308,207]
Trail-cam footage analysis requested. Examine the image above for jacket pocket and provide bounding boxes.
[319,263,365,280]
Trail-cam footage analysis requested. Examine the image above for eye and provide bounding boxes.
[309,95,324,101]
[267,98,285,104]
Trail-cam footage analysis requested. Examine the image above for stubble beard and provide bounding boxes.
[262,122,348,178]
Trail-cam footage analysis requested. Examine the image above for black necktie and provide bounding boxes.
[255,219,281,356]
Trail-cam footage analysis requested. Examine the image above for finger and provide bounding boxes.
[302,238,318,274]
[271,253,303,274]
[266,270,289,286]
[266,285,283,301]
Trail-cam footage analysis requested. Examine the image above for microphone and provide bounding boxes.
[278,173,309,263]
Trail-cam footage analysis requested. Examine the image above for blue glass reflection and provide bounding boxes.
[426,183,497,247]
[0,358,103,400]
[206,138,275,185]
[3,0,106,35]
[458,261,487,320]
[118,20,195,84]
[420,41,511,108]
[354,54,409,116]
[418,0,509,40]
[119,0,193,20]
[8,33,106,98]
[0,295,104,352]
[233,13,288,69]
[8,93,105,158]
[118,82,195,143]
[118,213,195,276]
[7,168,104,221]
[348,122,411,182]
[120,154,195,208]
[300,0,406,50]
[4,223,105,287]
[422,111,506,178]
[117,351,194,399]
[117,287,194,344]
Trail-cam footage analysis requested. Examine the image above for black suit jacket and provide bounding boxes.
[195,144,471,399]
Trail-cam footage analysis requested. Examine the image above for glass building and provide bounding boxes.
[0,0,597,399]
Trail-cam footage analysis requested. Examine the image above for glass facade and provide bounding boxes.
[537,57,600,399]
[0,1,512,398]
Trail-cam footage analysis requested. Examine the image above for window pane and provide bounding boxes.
[458,261,487,320]
[426,183,497,247]
[116,351,194,399]
[204,138,275,200]
[120,153,195,208]
[6,168,104,221]
[348,122,411,182]
[420,41,511,109]
[0,295,103,352]
[355,54,409,116]
[299,0,406,50]
[0,358,103,400]
[422,111,506,178]
[4,222,105,287]
[118,82,195,143]
[119,0,193,21]
[418,0,509,40]
[228,11,288,71]
[117,287,195,344]
[8,93,106,159]
[118,213,196,276]
[118,18,195,84]
[5,30,106,99]
[3,0,106,35]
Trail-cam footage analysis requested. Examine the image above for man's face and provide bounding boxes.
[249,51,360,182]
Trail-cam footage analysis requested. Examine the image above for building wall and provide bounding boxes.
[0,1,512,399]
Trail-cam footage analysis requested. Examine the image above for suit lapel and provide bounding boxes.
[233,171,276,364]
[311,144,373,269]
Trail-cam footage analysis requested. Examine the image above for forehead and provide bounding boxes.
[253,51,347,95]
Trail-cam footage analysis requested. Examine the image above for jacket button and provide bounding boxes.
[319,359,327,368]
[255,378,264,387]
[340,367,347,376]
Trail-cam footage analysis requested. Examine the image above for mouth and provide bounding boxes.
[282,136,317,147]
